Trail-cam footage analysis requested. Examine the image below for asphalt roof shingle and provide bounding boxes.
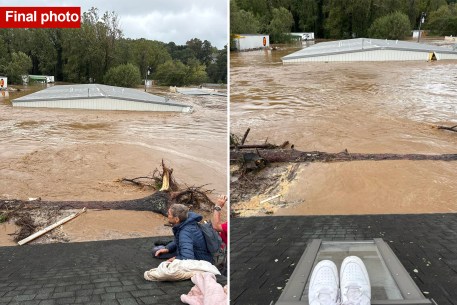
[231,214,457,305]
[0,236,226,305]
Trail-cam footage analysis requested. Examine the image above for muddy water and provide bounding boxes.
[1,85,227,201]
[0,85,226,245]
[231,47,457,214]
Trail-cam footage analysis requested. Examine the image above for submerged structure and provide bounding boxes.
[0,76,7,90]
[232,34,270,51]
[282,38,457,63]
[176,87,227,97]
[12,84,192,112]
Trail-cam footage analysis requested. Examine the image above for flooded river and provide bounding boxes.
[231,47,457,215]
[0,85,227,245]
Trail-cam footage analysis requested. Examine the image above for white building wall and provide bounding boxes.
[283,49,457,63]
[236,35,269,51]
[12,98,192,112]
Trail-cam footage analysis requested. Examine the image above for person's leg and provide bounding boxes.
[340,256,371,305]
[308,260,339,305]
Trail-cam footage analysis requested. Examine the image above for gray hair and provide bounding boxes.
[169,204,189,222]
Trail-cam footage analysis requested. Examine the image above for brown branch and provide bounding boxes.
[230,144,278,149]
[437,125,457,132]
[120,177,154,186]
[241,128,250,145]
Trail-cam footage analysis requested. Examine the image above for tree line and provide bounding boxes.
[0,8,227,87]
[231,0,457,43]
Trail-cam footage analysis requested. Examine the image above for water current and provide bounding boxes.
[0,85,227,202]
[231,46,457,214]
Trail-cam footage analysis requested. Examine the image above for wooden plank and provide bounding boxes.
[18,207,86,246]
[260,194,281,204]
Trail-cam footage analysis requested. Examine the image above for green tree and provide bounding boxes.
[269,7,294,43]
[186,38,215,66]
[131,39,171,79]
[207,46,227,83]
[155,60,189,86]
[231,0,261,34]
[186,58,208,84]
[292,0,323,35]
[6,51,32,84]
[368,11,411,39]
[103,63,141,87]
[427,4,457,35]
[167,42,195,65]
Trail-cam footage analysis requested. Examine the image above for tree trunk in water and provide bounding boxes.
[231,149,457,163]
[0,191,172,216]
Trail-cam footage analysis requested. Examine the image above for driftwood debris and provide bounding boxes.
[231,148,457,163]
[437,125,457,133]
[120,160,178,191]
[18,208,86,245]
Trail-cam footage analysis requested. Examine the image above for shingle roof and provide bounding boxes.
[0,236,226,304]
[231,214,457,305]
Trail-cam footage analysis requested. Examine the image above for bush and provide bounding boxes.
[368,11,411,40]
[6,51,32,84]
[269,7,294,43]
[103,63,141,88]
[155,60,189,86]
[427,4,457,36]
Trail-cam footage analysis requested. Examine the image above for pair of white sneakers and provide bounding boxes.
[308,256,371,305]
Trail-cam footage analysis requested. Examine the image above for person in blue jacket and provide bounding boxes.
[154,203,212,263]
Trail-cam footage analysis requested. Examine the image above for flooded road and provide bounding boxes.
[231,47,457,215]
[0,85,227,245]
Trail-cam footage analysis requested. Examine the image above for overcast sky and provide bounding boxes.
[0,0,228,48]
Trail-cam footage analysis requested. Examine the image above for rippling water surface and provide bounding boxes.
[231,47,457,214]
[0,85,227,200]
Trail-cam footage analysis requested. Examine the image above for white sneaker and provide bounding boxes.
[340,256,371,305]
[308,260,339,305]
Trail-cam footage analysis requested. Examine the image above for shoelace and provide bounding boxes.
[315,288,338,305]
[341,285,365,305]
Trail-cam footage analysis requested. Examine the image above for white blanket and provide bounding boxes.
[144,259,221,282]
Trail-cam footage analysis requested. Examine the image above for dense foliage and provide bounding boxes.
[0,8,227,86]
[368,12,412,40]
[231,0,457,42]
[104,63,141,88]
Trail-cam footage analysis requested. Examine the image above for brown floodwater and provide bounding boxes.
[0,84,227,245]
[231,46,457,215]
[1,84,227,200]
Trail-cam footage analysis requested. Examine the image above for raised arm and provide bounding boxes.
[212,195,227,232]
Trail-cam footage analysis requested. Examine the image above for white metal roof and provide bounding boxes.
[177,87,227,97]
[13,84,191,111]
[282,38,457,61]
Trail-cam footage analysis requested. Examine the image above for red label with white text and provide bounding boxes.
[0,7,81,28]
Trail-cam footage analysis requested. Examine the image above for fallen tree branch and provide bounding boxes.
[437,125,457,132]
[231,149,457,163]
[230,144,278,149]
[18,208,86,245]
[0,161,216,218]
[241,128,250,145]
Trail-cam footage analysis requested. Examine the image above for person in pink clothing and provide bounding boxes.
[212,195,227,276]
[212,195,227,246]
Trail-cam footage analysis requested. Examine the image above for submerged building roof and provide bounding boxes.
[282,38,457,63]
[13,84,192,112]
[177,87,227,97]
